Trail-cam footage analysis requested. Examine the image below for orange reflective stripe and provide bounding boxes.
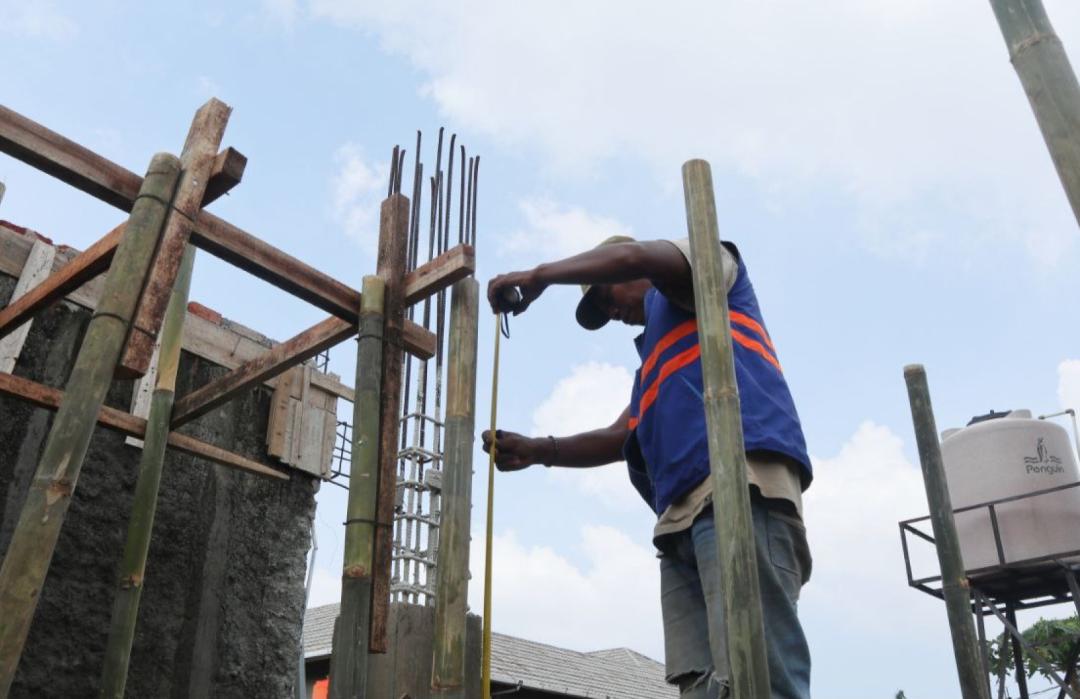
[732,328,782,373]
[641,319,697,380]
[627,416,640,429]
[729,310,775,352]
[638,344,702,417]
[313,678,329,699]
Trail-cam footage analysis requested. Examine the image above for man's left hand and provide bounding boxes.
[487,268,546,315]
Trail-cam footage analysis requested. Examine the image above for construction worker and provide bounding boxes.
[483,236,813,699]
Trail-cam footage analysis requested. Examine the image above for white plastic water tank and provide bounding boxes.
[940,410,1080,574]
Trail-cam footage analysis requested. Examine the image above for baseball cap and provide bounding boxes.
[575,235,636,330]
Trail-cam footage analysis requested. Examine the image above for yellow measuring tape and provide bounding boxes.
[481,310,503,699]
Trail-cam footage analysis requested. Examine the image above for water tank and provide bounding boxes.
[940,410,1080,574]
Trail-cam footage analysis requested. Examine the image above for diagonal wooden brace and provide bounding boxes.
[170,315,356,428]
[0,223,124,341]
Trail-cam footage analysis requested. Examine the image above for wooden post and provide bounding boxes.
[329,275,385,699]
[121,98,231,378]
[431,278,479,698]
[371,193,410,653]
[904,365,990,699]
[988,0,1080,227]
[99,245,197,698]
[682,159,771,698]
[0,152,181,694]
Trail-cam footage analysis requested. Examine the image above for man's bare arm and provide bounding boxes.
[481,406,631,471]
[487,241,692,315]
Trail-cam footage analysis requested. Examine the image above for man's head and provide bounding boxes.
[575,236,652,330]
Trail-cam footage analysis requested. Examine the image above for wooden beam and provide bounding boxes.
[190,213,436,358]
[0,104,142,211]
[0,103,437,358]
[203,147,247,204]
[0,371,287,480]
[371,193,410,653]
[0,223,123,341]
[120,98,232,378]
[0,240,56,371]
[403,244,475,306]
[170,315,356,428]
[0,105,243,210]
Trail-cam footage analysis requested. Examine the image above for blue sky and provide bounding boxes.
[3,1,1080,696]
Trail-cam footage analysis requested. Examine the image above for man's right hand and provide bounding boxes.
[481,429,546,472]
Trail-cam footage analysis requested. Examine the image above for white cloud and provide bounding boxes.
[801,421,939,632]
[530,361,641,510]
[504,198,633,258]
[331,143,389,250]
[469,526,663,659]
[309,0,1080,263]
[0,1,77,40]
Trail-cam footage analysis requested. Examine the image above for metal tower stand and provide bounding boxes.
[901,482,1080,698]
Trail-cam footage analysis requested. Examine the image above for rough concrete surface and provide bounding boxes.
[0,275,318,698]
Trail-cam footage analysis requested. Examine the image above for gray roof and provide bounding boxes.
[302,604,676,698]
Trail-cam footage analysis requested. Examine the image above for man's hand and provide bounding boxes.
[487,269,547,316]
[481,429,546,472]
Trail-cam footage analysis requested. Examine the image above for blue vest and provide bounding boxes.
[623,244,811,514]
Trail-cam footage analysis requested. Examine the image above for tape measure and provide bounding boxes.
[481,286,519,699]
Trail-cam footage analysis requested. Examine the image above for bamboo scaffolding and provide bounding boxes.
[99,245,197,698]
[904,365,990,699]
[988,0,1080,227]
[329,275,385,699]
[0,152,182,694]
[431,278,479,698]
[682,159,771,698]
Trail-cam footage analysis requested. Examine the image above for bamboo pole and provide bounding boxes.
[904,365,990,699]
[0,152,181,694]
[682,159,771,698]
[431,278,479,699]
[988,0,1080,227]
[329,275,385,699]
[99,244,197,698]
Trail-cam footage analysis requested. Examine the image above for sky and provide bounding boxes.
[3,1,1080,697]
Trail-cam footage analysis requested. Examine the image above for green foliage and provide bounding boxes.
[988,615,1080,688]
[895,691,907,699]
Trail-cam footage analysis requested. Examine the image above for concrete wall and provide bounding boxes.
[0,274,318,698]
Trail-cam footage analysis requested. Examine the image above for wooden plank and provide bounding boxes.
[121,99,232,378]
[402,244,475,306]
[171,315,355,428]
[371,193,410,653]
[0,371,288,480]
[0,240,56,372]
[266,366,300,459]
[0,223,123,340]
[0,105,244,211]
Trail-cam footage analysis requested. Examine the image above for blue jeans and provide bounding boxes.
[658,491,812,698]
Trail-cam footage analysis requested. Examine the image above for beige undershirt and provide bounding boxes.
[652,239,805,540]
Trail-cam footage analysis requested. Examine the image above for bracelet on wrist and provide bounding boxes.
[544,435,559,468]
